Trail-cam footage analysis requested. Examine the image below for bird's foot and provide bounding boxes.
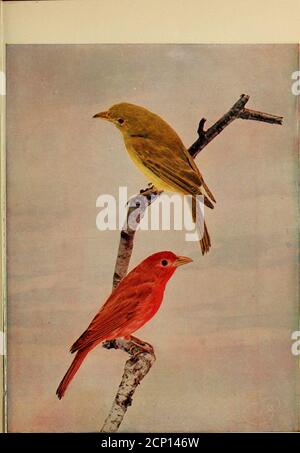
[128,335,155,356]
[139,184,161,198]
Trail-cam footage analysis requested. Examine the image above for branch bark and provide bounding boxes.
[188,94,283,158]
[100,94,283,432]
[101,338,155,433]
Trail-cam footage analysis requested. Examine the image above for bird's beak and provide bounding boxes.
[93,111,110,120]
[174,255,193,267]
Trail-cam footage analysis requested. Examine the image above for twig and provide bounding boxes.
[238,108,283,124]
[112,190,160,288]
[188,94,283,158]
[100,94,283,432]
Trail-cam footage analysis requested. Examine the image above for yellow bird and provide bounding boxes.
[93,103,216,254]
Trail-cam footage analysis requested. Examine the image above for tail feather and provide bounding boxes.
[56,349,89,399]
[204,195,214,209]
[200,221,211,255]
[192,196,211,255]
[70,330,89,353]
[202,180,216,204]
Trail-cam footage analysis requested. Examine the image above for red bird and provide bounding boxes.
[56,251,192,399]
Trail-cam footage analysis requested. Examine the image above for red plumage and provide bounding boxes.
[56,251,192,399]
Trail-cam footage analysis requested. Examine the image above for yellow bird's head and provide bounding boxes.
[93,102,186,152]
[93,102,159,137]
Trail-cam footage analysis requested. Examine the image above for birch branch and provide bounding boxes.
[101,338,155,433]
[100,94,283,432]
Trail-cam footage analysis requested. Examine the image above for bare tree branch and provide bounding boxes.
[238,108,283,124]
[101,338,155,433]
[188,94,283,158]
[100,94,283,432]
[112,190,160,288]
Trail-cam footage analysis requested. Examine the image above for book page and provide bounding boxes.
[1,0,300,434]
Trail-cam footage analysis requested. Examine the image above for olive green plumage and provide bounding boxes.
[94,103,216,254]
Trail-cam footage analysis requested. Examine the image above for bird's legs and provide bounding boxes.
[140,182,154,195]
[126,335,155,356]
[139,183,162,197]
[126,183,161,210]
[103,336,154,357]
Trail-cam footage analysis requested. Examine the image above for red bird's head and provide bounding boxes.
[138,251,193,285]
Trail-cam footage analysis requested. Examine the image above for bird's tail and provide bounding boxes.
[202,180,216,204]
[56,348,90,399]
[200,221,211,255]
[192,196,211,255]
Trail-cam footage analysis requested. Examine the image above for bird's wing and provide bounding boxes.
[183,148,216,203]
[131,138,215,202]
[70,275,153,352]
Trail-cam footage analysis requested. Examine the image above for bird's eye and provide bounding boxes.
[117,118,124,124]
[161,259,168,267]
